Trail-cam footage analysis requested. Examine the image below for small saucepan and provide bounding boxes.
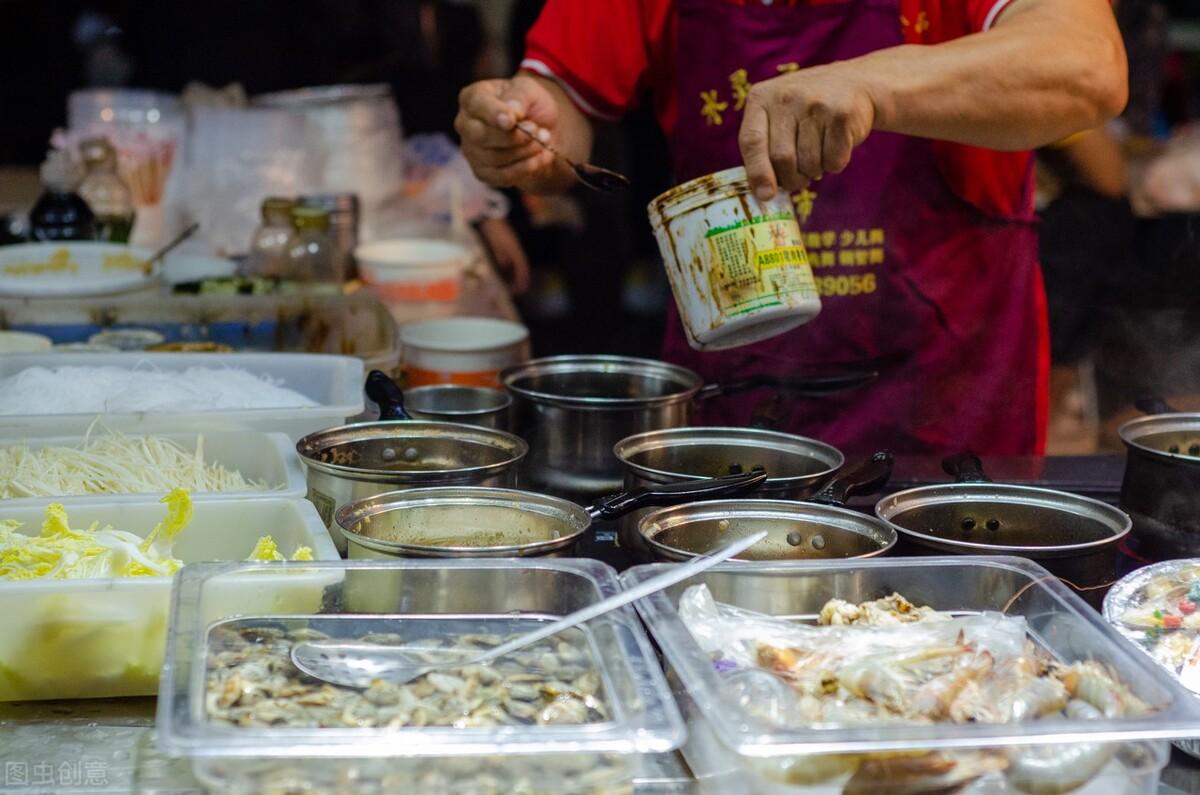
[335,470,768,558]
[365,370,510,430]
[1118,396,1200,559]
[876,453,1131,605]
[502,354,876,498]
[637,452,895,562]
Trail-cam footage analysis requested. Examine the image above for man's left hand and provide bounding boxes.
[739,64,878,200]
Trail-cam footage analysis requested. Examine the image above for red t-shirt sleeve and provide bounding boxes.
[521,0,673,122]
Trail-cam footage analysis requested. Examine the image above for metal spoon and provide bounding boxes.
[514,122,630,193]
[139,221,200,276]
[291,529,767,688]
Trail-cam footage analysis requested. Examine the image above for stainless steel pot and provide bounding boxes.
[501,355,875,499]
[613,426,844,553]
[637,452,894,562]
[364,370,510,430]
[296,420,527,553]
[336,470,767,559]
[1119,399,1200,558]
[876,454,1131,605]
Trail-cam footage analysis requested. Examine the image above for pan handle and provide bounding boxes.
[809,451,893,506]
[942,452,991,484]
[586,470,768,521]
[695,370,878,402]
[1136,395,1180,416]
[365,370,412,421]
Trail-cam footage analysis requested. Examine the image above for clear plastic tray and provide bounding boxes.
[0,497,338,701]
[626,556,1200,755]
[0,352,364,440]
[157,559,684,766]
[0,292,400,373]
[0,429,306,508]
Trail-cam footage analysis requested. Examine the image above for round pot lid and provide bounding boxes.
[501,355,701,409]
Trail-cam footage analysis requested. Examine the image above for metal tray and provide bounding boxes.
[156,559,684,760]
[625,556,1200,756]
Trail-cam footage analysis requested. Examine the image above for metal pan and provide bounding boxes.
[502,354,875,499]
[335,470,768,558]
[638,452,895,562]
[876,453,1131,604]
[1118,396,1200,558]
[365,370,510,430]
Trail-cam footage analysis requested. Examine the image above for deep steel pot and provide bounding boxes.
[614,426,844,553]
[336,470,767,559]
[876,454,1131,605]
[637,452,893,562]
[501,355,874,499]
[1119,401,1200,558]
[297,420,527,553]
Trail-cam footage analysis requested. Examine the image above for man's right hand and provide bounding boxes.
[456,76,562,189]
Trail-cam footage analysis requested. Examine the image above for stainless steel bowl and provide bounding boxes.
[297,421,527,553]
[403,384,511,430]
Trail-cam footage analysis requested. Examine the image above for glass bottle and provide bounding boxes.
[29,150,95,242]
[77,137,134,243]
[285,206,337,283]
[244,197,296,278]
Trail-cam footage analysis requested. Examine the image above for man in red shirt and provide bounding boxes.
[456,0,1127,455]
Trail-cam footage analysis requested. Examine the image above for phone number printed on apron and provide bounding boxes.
[705,211,819,316]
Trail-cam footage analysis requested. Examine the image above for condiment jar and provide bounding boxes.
[285,206,338,283]
[245,197,296,278]
[29,150,95,242]
[77,137,134,243]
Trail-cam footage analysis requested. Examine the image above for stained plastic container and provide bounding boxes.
[356,239,469,302]
[0,352,364,440]
[400,316,529,388]
[0,497,338,701]
[625,556,1194,795]
[649,166,821,351]
[0,430,306,508]
[157,558,684,793]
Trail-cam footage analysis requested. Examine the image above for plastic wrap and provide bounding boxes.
[1104,559,1200,758]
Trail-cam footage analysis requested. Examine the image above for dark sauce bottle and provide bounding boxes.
[29,150,95,242]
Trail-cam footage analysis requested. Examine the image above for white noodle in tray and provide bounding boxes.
[0,365,317,415]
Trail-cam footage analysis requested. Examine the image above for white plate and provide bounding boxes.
[0,242,158,298]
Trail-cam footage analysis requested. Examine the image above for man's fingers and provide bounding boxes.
[793,117,823,188]
[739,102,777,200]
[472,150,556,187]
[821,114,855,175]
[459,80,515,129]
[767,109,800,194]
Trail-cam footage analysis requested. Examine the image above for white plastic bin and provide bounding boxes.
[0,496,338,701]
[0,352,364,440]
[0,430,306,508]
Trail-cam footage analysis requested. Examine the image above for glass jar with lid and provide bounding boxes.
[244,197,295,278]
[285,206,338,283]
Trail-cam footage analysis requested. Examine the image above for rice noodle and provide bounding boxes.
[0,365,316,415]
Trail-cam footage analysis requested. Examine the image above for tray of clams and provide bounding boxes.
[155,559,684,795]
[1104,558,1200,759]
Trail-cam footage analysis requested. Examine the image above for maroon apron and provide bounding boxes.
[664,0,1049,456]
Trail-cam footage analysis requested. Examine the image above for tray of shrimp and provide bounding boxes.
[626,556,1200,795]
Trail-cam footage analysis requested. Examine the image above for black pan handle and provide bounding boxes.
[1136,395,1179,416]
[695,370,878,402]
[942,452,990,483]
[365,370,412,421]
[586,470,768,521]
[809,451,893,506]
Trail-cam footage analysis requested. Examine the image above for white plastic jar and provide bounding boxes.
[648,166,821,350]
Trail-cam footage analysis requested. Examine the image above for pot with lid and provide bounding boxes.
[638,452,894,562]
[296,419,527,553]
[336,470,767,559]
[876,453,1131,605]
[502,354,874,499]
[1118,397,1200,558]
[614,426,843,553]
[366,369,510,430]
